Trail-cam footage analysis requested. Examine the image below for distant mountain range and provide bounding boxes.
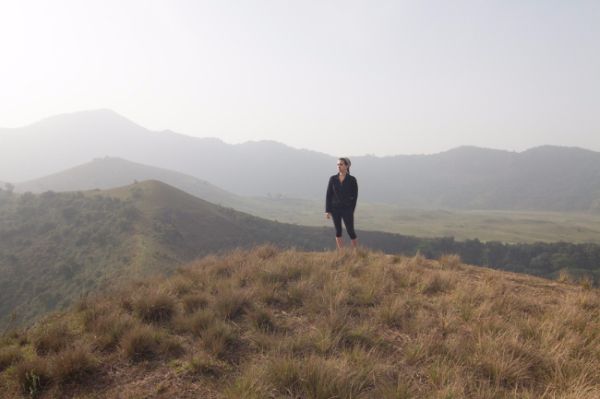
[3,109,600,211]
[13,157,325,228]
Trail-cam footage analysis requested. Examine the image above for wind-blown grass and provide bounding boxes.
[0,245,599,398]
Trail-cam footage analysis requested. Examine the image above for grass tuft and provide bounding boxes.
[0,346,23,372]
[134,291,177,324]
[214,290,250,320]
[187,352,226,377]
[181,292,210,314]
[50,345,99,385]
[13,356,52,397]
[121,325,182,362]
[33,322,72,356]
[248,308,277,333]
[202,320,241,360]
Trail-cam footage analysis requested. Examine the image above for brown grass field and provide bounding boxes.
[1,246,599,398]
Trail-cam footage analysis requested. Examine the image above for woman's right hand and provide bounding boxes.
[325,212,331,219]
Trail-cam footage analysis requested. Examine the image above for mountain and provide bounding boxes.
[1,247,598,398]
[3,110,600,211]
[0,109,333,199]
[13,157,328,236]
[14,157,243,208]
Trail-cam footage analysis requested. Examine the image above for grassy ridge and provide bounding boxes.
[1,246,598,398]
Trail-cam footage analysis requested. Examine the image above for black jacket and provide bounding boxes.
[325,174,358,213]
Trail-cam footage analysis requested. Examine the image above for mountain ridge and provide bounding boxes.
[3,109,600,211]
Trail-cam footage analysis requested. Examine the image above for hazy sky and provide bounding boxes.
[1,1,599,156]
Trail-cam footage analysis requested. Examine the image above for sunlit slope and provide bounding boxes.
[1,247,598,398]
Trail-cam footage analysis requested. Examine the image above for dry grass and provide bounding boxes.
[133,290,177,324]
[121,324,182,362]
[1,246,599,398]
[50,345,98,385]
[0,346,23,372]
[11,356,52,397]
[32,322,73,356]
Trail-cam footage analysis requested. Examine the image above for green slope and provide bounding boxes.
[0,180,337,329]
[15,157,600,244]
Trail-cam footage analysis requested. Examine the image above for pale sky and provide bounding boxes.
[1,0,599,156]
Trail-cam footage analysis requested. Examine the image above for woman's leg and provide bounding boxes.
[331,211,344,250]
[341,210,358,248]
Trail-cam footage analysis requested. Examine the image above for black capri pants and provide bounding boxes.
[331,208,357,239]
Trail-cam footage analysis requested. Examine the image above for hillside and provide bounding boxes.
[2,180,600,330]
[0,247,598,398]
[0,180,420,329]
[15,158,600,245]
[3,109,600,211]
[14,157,239,209]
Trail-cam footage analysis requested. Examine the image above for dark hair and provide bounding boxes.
[338,157,351,174]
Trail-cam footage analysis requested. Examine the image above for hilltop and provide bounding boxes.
[14,157,238,208]
[0,247,598,398]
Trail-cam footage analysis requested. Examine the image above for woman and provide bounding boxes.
[325,157,358,251]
